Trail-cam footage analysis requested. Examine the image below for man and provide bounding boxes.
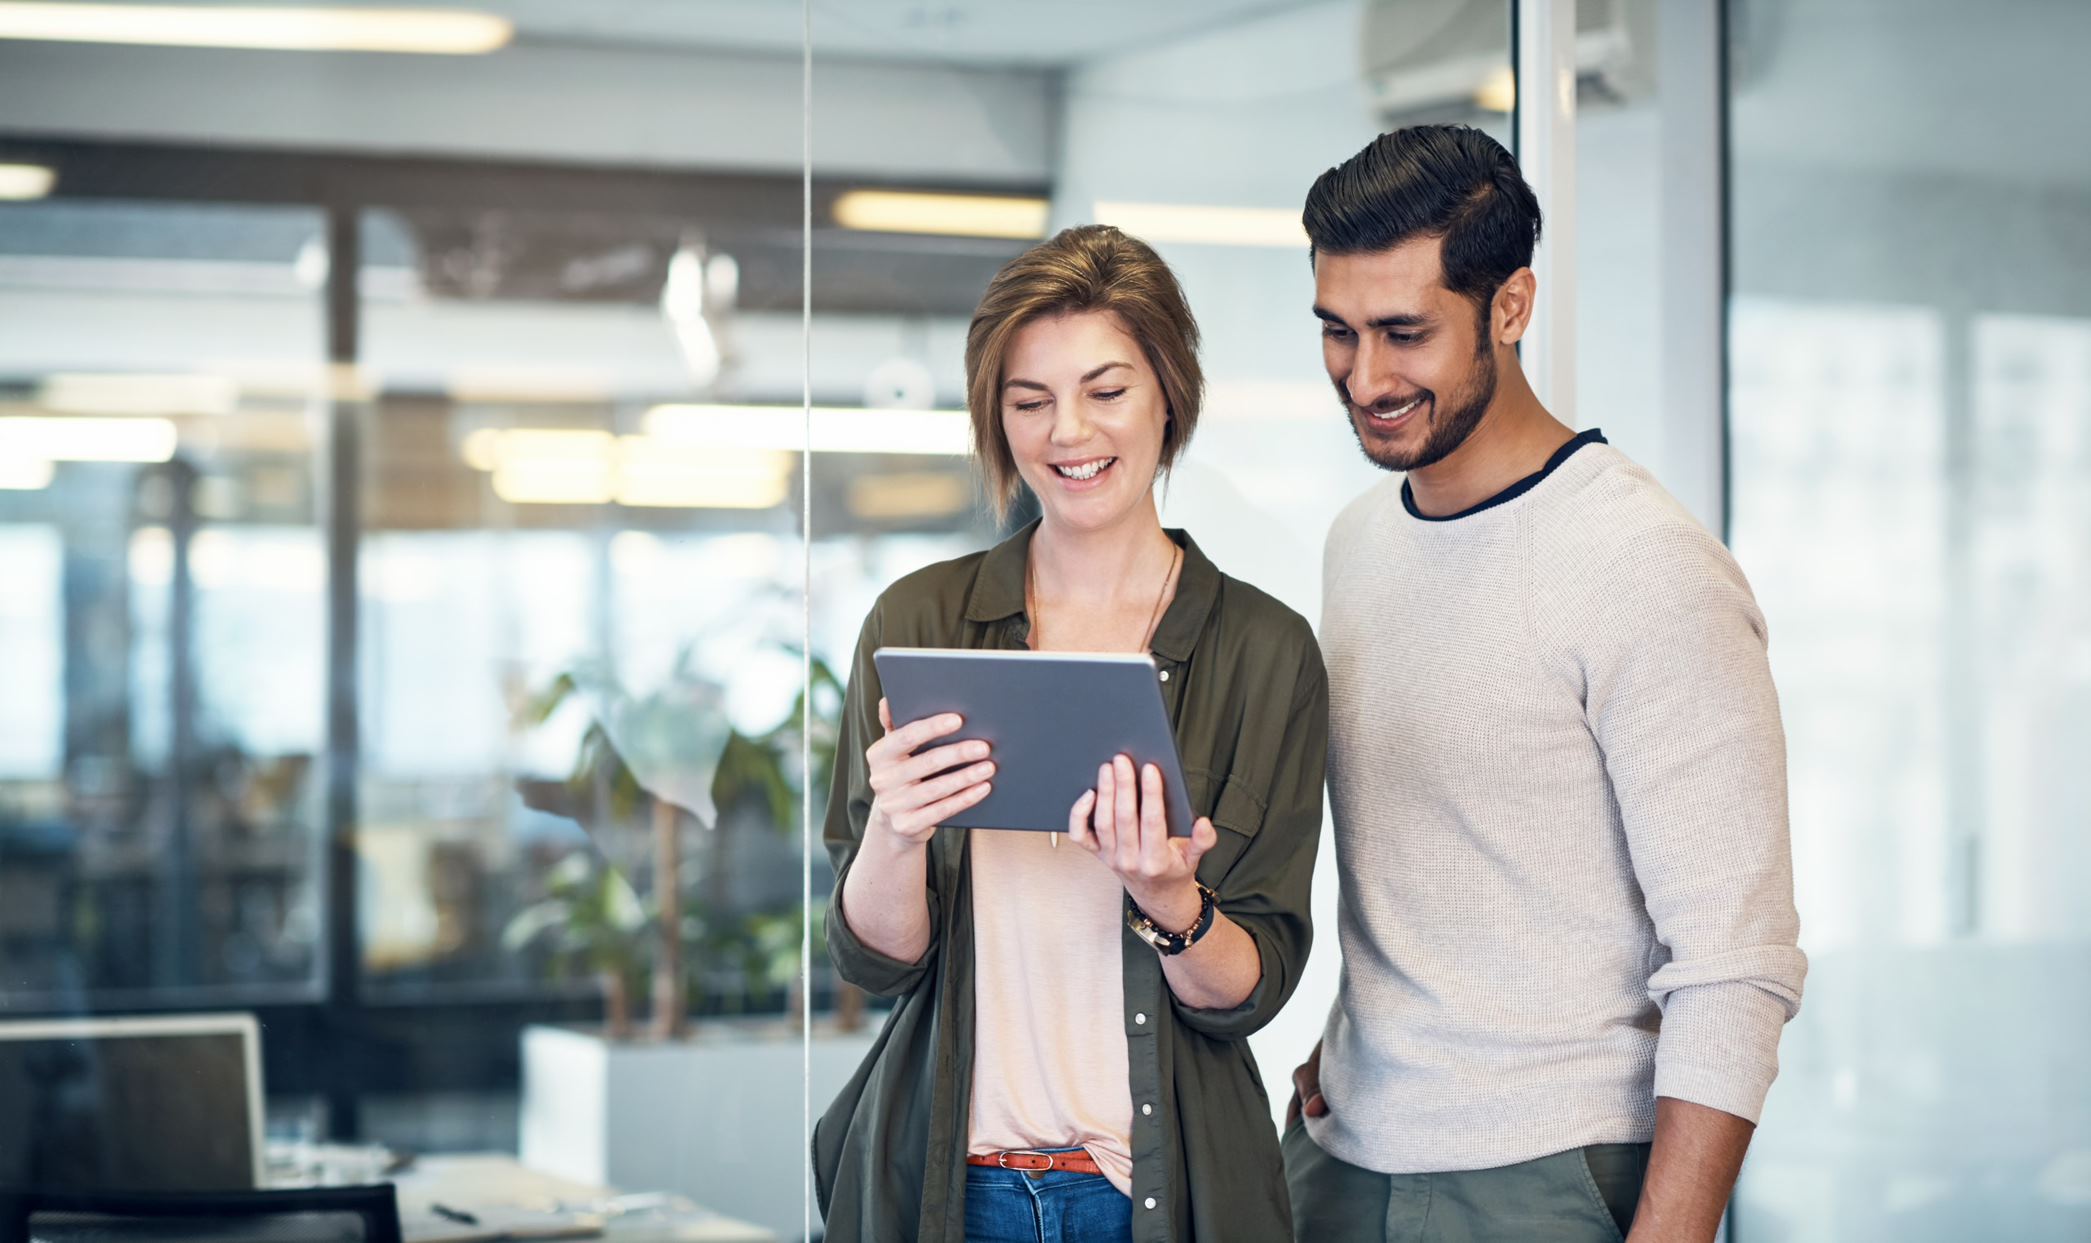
[1284,124,1806,1242]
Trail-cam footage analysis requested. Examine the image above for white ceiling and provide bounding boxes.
[12,0,2088,190]
[503,0,1317,64]
[74,0,1325,66]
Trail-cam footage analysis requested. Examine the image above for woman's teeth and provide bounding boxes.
[1054,457,1115,481]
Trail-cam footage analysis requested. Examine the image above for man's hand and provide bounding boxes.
[1624,1097,1755,1243]
[1285,1040,1329,1128]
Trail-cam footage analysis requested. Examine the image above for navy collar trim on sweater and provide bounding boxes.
[1400,428,1608,523]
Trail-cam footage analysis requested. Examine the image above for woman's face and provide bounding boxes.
[999,310,1169,535]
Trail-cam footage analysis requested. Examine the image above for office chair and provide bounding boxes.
[0,1184,403,1243]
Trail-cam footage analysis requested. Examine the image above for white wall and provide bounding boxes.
[1573,103,1665,473]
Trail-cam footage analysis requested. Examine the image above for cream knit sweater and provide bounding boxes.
[1306,433,1807,1175]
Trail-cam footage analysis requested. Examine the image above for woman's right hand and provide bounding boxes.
[864,698,996,848]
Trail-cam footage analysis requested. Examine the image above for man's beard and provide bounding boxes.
[1340,346,1498,474]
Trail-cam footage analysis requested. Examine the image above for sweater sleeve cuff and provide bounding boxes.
[1651,979,1794,1124]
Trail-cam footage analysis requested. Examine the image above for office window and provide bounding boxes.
[0,525,63,779]
[351,200,819,1008]
[1727,1,2091,1237]
[0,198,329,1002]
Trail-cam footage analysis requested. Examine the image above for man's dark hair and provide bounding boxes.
[1303,125,1543,315]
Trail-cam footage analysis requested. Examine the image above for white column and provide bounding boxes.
[1517,0,1577,421]
[1657,0,1730,535]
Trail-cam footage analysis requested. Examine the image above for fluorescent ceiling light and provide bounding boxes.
[485,429,616,505]
[41,372,239,416]
[849,472,971,520]
[465,427,793,509]
[833,190,1049,241]
[492,457,615,506]
[0,163,55,201]
[0,4,513,54]
[644,405,971,457]
[615,442,790,510]
[460,427,503,472]
[0,416,177,463]
[1093,201,1309,249]
[0,455,54,490]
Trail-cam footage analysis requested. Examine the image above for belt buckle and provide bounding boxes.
[998,1149,1054,1180]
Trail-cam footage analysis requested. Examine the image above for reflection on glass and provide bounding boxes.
[0,199,328,1004]
[1728,1,2091,1236]
[353,207,816,1024]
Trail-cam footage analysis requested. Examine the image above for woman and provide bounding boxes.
[813,225,1328,1243]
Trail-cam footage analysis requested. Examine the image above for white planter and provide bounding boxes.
[520,1019,878,1240]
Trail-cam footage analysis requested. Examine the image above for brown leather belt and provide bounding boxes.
[965,1149,1103,1177]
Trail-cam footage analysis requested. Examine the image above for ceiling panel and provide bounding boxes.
[76,0,1324,66]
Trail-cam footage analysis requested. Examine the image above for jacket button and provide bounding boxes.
[1133,1012,1147,1025]
[1158,668,1170,682]
[1144,1197,1157,1209]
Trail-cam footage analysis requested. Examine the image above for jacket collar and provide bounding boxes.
[963,519,1221,662]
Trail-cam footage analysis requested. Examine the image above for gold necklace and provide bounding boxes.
[1026,538,1182,653]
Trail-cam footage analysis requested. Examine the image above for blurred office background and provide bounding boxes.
[0,1,2084,1239]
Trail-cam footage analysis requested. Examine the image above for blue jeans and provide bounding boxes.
[963,1150,1133,1243]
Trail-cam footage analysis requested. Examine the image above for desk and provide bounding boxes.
[394,1154,776,1243]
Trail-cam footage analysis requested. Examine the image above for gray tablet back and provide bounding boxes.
[872,647,1195,837]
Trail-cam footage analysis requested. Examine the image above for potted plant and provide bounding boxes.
[509,643,854,1024]
[507,644,874,1237]
[500,852,648,1038]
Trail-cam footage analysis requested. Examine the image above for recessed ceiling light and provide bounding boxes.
[41,372,239,417]
[0,4,513,55]
[833,190,1050,241]
[0,163,55,200]
[0,416,178,463]
[0,455,55,490]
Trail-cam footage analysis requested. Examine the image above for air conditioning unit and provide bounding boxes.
[1359,0,1653,126]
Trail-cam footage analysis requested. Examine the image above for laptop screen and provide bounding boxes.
[0,1016,261,1192]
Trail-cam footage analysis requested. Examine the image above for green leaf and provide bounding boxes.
[500,900,571,952]
[602,866,647,933]
[514,670,579,730]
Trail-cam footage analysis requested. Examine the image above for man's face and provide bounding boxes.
[1313,237,1498,474]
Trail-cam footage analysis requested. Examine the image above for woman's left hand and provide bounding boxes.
[1068,754,1218,933]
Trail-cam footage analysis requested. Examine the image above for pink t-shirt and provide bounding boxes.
[965,827,1135,1194]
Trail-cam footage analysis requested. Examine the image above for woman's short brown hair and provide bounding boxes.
[963,224,1204,521]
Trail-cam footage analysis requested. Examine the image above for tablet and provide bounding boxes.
[872,647,1195,837]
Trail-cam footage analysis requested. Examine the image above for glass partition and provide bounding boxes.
[1726,1,2091,1237]
[354,199,807,1011]
[0,198,330,1010]
[802,0,1514,1136]
[0,10,818,1236]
